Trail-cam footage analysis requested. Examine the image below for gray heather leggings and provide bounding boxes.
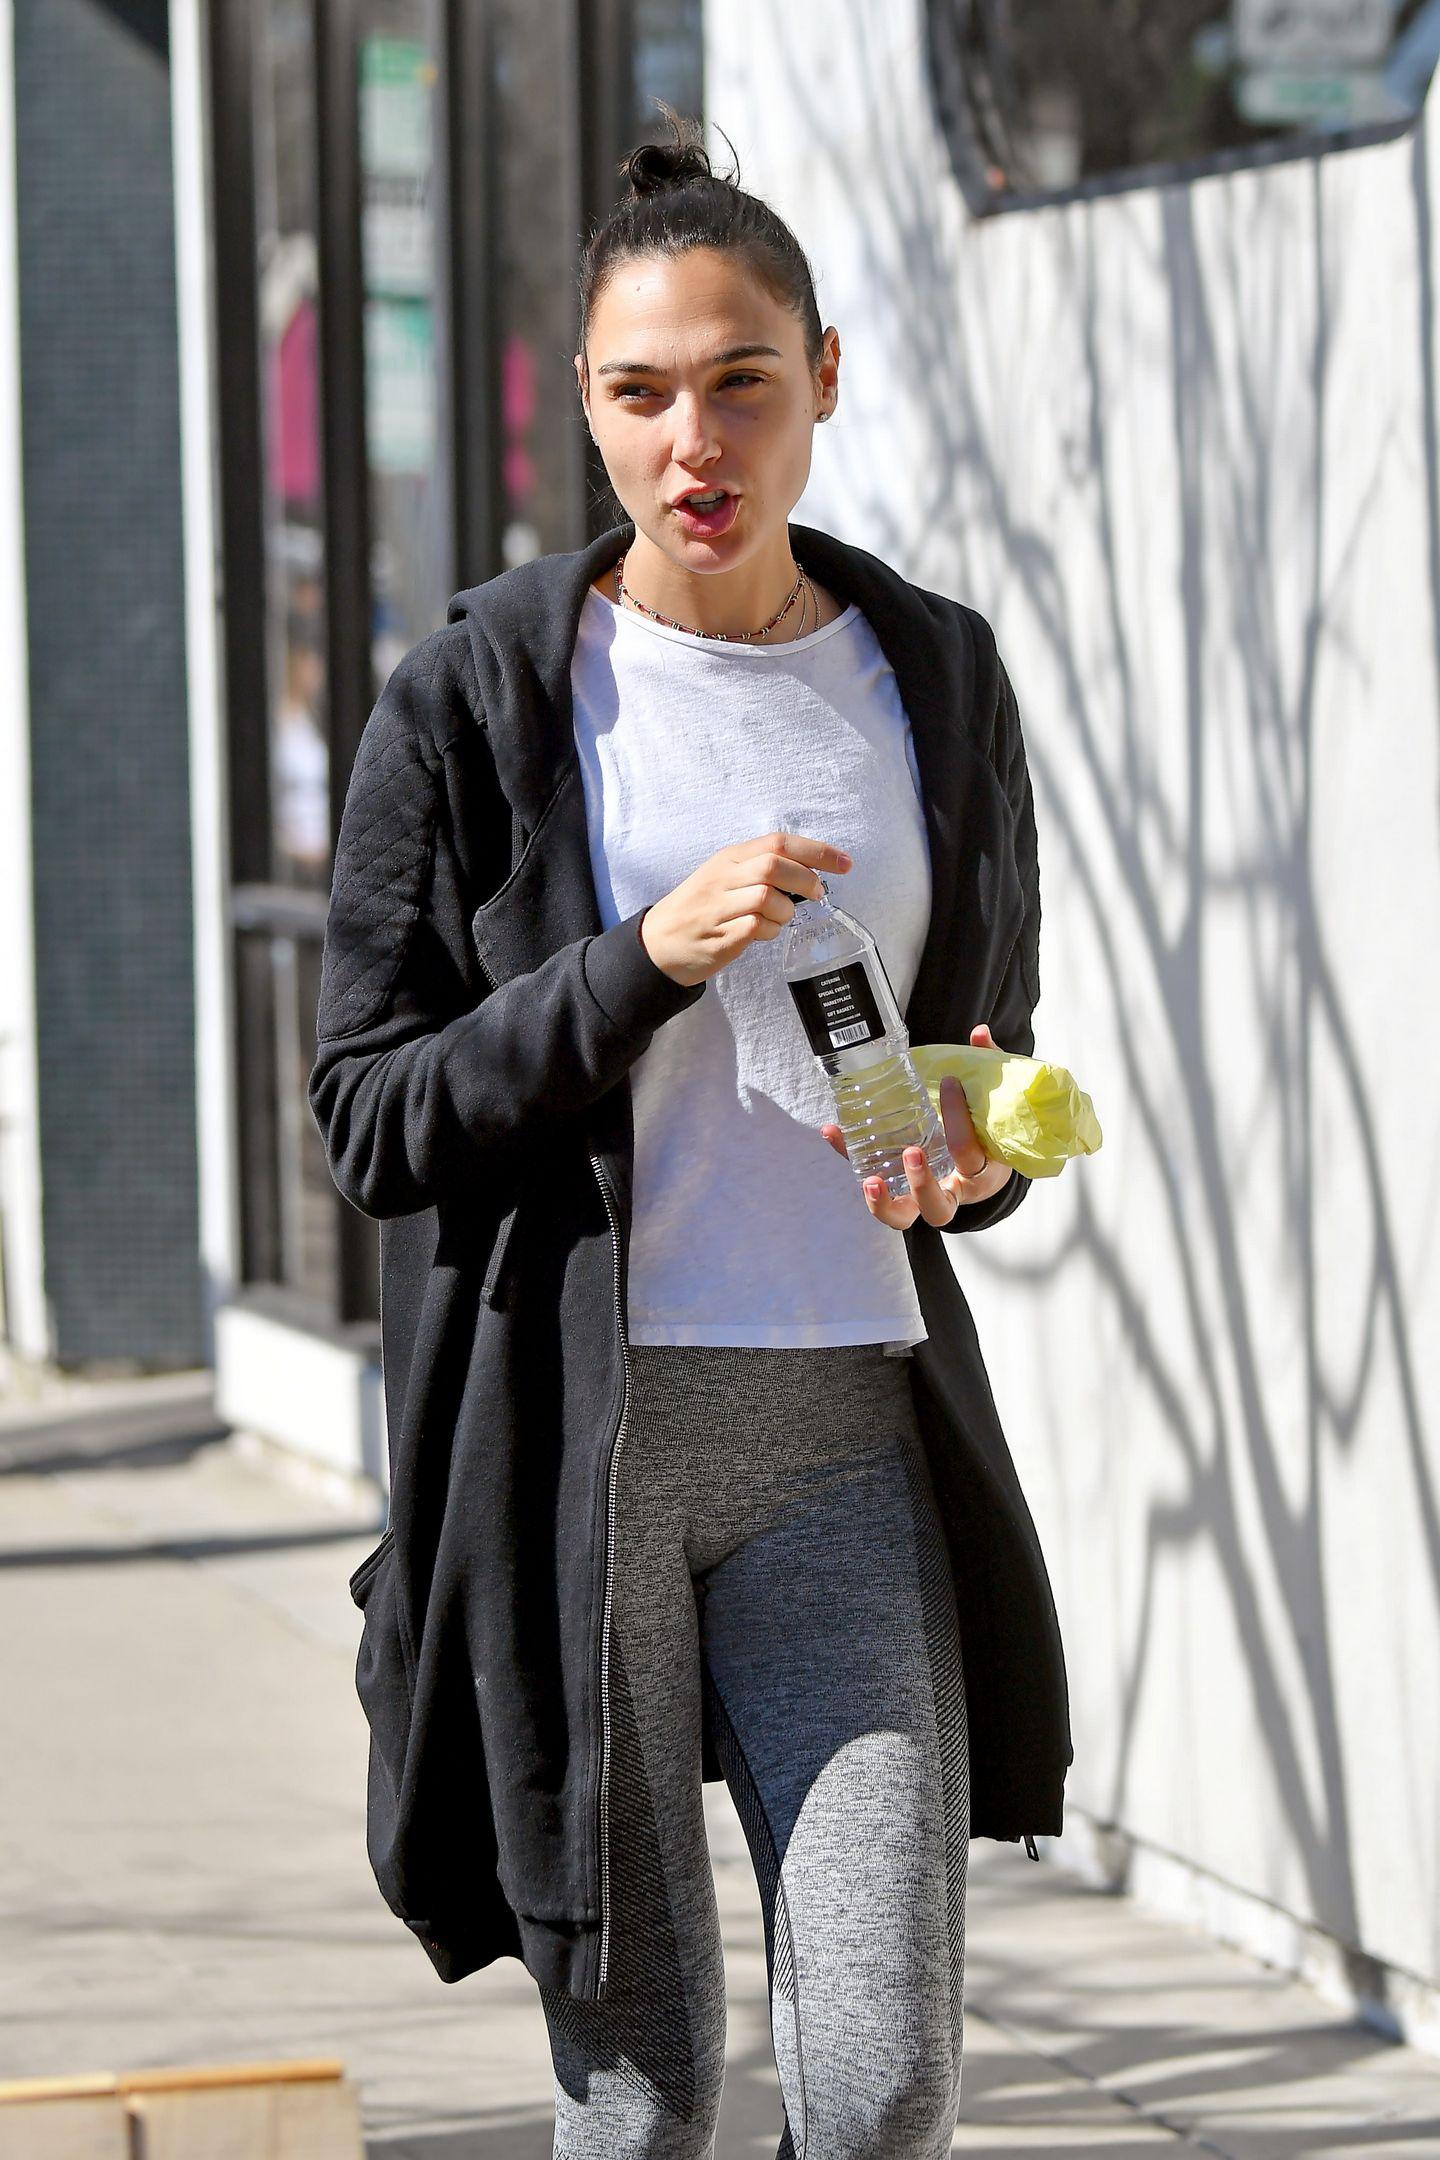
[538,1342,970,2160]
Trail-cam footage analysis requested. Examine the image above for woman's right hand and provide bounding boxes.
[638,830,852,988]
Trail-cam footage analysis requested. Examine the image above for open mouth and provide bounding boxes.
[672,487,740,534]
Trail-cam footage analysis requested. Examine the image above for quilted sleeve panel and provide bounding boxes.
[316,667,441,1043]
[307,649,707,1221]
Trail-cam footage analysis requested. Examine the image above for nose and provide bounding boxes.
[668,390,721,466]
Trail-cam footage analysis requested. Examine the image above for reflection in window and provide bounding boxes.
[255,0,331,891]
[631,0,705,138]
[489,0,702,565]
[359,7,447,684]
[492,0,580,566]
[927,0,1437,211]
[235,926,339,1307]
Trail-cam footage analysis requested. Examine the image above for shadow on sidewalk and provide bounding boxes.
[0,1380,386,1574]
[0,1386,229,1478]
[0,1520,386,1570]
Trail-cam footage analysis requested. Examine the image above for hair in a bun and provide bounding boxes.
[620,109,722,198]
[578,98,823,407]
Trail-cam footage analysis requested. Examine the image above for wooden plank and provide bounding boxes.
[0,2076,118,2104]
[118,2059,343,2094]
[0,2094,129,2159]
[129,2079,363,2159]
[0,2059,341,2104]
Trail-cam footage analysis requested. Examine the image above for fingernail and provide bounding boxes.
[865,1178,883,1196]
[905,1147,925,1164]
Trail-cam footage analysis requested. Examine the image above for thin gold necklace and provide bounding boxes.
[612,551,817,643]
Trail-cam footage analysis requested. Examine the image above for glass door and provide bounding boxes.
[211,0,701,1330]
[214,0,447,1328]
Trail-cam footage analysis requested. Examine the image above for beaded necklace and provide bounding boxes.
[611,550,818,643]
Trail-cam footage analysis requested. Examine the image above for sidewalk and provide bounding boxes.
[2,1377,1438,2157]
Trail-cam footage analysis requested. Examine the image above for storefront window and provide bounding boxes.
[488,0,703,564]
[631,0,704,131]
[359,8,447,683]
[221,0,700,1326]
[235,0,342,1312]
[234,922,337,1308]
[927,0,1437,211]
[254,0,332,894]
[491,0,583,566]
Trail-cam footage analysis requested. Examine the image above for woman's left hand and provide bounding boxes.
[819,1022,1016,1230]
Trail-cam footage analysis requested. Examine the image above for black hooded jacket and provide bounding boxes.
[308,515,1072,2000]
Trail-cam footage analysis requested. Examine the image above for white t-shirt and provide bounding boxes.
[570,582,931,1350]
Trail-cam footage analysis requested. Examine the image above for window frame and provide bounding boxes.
[923,0,1428,220]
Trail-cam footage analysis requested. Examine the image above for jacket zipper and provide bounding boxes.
[589,1148,629,1994]
[480,1202,519,1307]
[471,936,627,1994]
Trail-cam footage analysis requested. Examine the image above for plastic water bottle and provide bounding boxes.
[780,876,955,1200]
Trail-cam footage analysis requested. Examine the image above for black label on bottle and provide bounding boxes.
[787,961,886,1055]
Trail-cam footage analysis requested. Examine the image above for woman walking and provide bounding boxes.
[311,106,1070,2160]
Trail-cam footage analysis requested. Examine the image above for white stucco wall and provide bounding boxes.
[707,1,1440,2037]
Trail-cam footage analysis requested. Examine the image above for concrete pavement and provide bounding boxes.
[1,1374,1438,2156]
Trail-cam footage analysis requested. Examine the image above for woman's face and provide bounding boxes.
[576,246,840,573]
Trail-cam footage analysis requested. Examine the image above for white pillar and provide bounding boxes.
[0,0,47,1363]
[170,0,241,1354]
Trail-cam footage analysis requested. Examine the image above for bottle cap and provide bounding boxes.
[783,876,829,906]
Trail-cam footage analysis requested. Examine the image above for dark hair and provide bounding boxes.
[576,103,825,379]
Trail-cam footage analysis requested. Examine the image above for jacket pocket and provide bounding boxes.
[351,1523,416,1705]
[349,1525,395,1607]
[352,1526,418,1847]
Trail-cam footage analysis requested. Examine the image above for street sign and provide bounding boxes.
[1232,0,1393,69]
[1235,62,1402,122]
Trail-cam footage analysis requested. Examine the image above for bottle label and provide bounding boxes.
[787,962,886,1055]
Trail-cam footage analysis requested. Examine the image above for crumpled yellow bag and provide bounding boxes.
[910,1043,1103,1179]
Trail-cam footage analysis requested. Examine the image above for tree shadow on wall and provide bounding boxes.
[759,2,1440,2020]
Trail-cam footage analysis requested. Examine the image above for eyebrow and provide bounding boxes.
[595,343,784,378]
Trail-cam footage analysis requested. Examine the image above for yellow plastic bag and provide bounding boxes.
[909,1043,1103,1179]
